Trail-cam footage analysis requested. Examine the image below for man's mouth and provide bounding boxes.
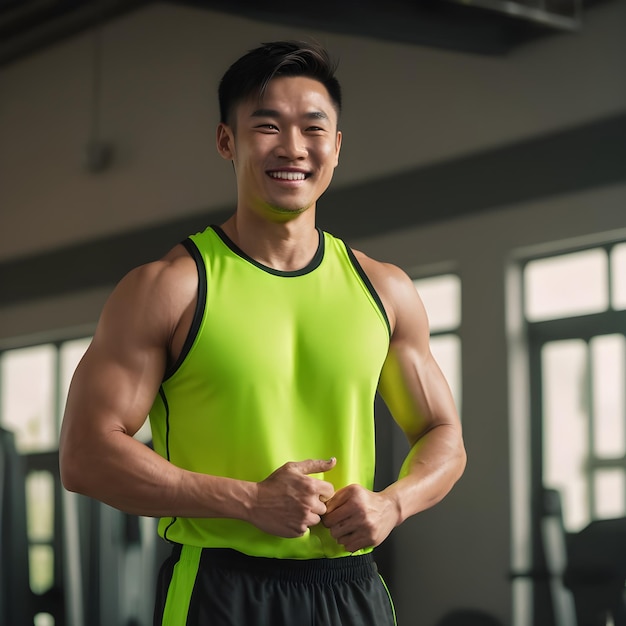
[267,171,309,181]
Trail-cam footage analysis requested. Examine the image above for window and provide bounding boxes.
[513,242,626,626]
[525,248,608,321]
[524,243,626,531]
[413,273,462,415]
[1,344,57,453]
[0,337,91,624]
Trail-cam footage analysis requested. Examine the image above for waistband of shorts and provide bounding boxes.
[172,545,378,584]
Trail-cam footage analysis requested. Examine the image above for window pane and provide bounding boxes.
[26,471,54,542]
[413,274,461,332]
[525,249,608,321]
[594,469,625,519]
[29,544,54,594]
[591,334,625,457]
[430,334,462,416]
[34,613,55,626]
[1,345,56,452]
[612,243,626,310]
[542,340,589,531]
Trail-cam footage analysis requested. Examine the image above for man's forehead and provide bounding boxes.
[238,77,338,120]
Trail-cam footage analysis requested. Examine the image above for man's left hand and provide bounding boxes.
[322,485,399,553]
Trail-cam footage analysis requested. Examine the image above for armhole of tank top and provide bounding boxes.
[344,245,392,339]
[162,237,207,381]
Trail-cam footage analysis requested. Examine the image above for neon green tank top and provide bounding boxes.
[149,225,390,559]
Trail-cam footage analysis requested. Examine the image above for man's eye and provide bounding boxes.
[257,124,278,131]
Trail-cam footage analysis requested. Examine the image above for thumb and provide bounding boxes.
[293,457,337,475]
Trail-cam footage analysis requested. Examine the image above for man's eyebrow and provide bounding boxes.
[250,108,280,118]
[249,109,330,121]
[305,110,330,121]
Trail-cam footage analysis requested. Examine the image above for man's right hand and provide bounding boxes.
[251,458,337,537]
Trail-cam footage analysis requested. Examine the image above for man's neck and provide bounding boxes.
[220,211,320,272]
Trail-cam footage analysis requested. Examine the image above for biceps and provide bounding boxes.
[378,345,457,442]
[64,343,165,437]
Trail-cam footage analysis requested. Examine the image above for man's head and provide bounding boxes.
[218,41,342,128]
[216,42,343,220]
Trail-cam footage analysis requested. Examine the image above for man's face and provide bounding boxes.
[217,76,342,220]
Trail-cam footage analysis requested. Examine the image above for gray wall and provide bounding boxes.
[1,2,626,624]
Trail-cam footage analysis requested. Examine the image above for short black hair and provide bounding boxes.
[218,41,342,126]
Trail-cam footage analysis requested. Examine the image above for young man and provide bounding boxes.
[60,41,466,625]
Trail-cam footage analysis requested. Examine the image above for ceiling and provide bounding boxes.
[0,0,599,69]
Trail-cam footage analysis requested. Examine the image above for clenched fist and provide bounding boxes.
[323,484,399,553]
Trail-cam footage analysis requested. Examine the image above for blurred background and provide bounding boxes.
[1,1,625,624]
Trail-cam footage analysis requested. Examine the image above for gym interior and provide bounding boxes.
[1,1,625,624]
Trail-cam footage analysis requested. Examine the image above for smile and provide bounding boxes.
[267,171,308,181]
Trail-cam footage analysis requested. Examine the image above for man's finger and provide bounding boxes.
[291,457,337,475]
[324,487,351,514]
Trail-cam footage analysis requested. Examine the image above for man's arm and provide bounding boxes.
[59,246,334,537]
[323,255,466,552]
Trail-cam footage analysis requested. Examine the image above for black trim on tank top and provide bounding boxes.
[345,245,392,338]
[162,238,207,381]
[158,385,178,543]
[159,386,172,462]
[210,224,325,277]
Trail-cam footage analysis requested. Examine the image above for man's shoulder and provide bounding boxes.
[349,248,410,286]
[110,243,198,311]
[93,242,199,351]
[346,248,420,335]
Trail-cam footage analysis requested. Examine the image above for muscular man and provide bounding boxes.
[60,41,466,625]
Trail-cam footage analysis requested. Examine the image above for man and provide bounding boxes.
[60,41,466,625]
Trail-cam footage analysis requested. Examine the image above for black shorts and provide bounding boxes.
[154,545,397,626]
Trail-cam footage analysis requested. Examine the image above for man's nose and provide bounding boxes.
[275,128,307,159]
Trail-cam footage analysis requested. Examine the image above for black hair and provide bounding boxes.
[218,40,342,126]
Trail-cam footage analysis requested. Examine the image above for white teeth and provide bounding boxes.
[269,171,306,181]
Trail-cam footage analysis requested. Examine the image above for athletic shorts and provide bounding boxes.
[154,545,397,626]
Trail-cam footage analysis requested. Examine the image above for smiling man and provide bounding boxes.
[59,41,466,626]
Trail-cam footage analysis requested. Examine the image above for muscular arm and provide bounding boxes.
[323,255,466,551]
[59,247,334,536]
[376,268,466,522]
[59,247,244,518]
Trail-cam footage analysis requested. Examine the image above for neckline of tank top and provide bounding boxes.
[209,224,326,278]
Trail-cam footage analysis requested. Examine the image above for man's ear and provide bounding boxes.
[216,123,235,160]
[333,130,342,168]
